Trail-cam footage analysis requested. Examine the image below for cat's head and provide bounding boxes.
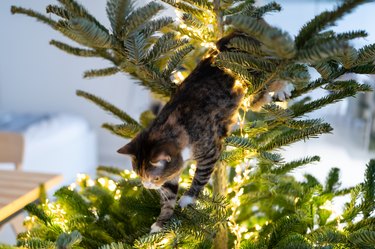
[117,132,183,189]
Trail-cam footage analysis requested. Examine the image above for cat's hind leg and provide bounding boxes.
[150,177,179,233]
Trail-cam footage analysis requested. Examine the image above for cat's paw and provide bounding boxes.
[179,195,196,208]
[272,82,295,101]
[150,222,163,233]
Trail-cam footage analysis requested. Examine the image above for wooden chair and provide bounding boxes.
[0,132,24,170]
[0,132,25,234]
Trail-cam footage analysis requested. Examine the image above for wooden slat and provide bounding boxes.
[0,180,40,189]
[0,170,62,222]
[0,171,56,182]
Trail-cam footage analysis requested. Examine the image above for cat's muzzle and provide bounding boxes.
[142,181,161,190]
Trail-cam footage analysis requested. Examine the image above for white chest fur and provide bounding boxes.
[182,147,192,162]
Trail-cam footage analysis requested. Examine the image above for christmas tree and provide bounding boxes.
[4,0,375,248]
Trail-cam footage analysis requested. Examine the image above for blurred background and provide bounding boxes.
[0,0,374,243]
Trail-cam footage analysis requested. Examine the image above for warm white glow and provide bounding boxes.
[98,178,106,186]
[87,179,95,187]
[108,180,117,191]
[130,171,137,179]
[68,183,77,191]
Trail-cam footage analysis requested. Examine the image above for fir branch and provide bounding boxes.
[182,13,205,30]
[124,33,146,64]
[163,44,194,76]
[291,88,357,117]
[100,242,133,249]
[226,36,265,57]
[337,46,358,69]
[303,30,367,49]
[183,0,214,10]
[225,0,256,15]
[46,5,71,19]
[279,64,310,85]
[349,64,375,74]
[324,168,341,193]
[250,2,282,18]
[97,166,124,177]
[145,33,189,63]
[259,123,333,151]
[244,120,269,137]
[262,103,293,122]
[213,60,255,90]
[313,62,335,80]
[57,0,108,33]
[225,136,257,150]
[303,174,321,188]
[106,0,134,35]
[271,156,320,175]
[17,239,56,249]
[336,30,368,41]
[291,78,329,98]
[50,40,100,57]
[363,159,375,218]
[220,149,244,163]
[259,151,284,165]
[272,234,311,249]
[137,65,176,96]
[295,0,368,48]
[356,43,375,65]
[141,17,174,38]
[225,15,296,59]
[342,185,362,221]
[266,215,307,247]
[139,110,156,128]
[348,230,375,247]
[54,187,95,218]
[175,1,207,18]
[346,217,375,232]
[24,203,52,226]
[122,1,164,37]
[68,18,116,48]
[297,40,351,64]
[217,51,276,72]
[324,80,372,92]
[306,227,346,244]
[10,6,57,28]
[76,90,140,126]
[102,123,141,139]
[56,231,82,249]
[83,67,120,78]
[285,119,324,130]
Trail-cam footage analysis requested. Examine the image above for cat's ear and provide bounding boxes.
[117,141,136,156]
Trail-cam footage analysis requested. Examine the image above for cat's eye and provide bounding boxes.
[150,160,165,167]
[154,176,160,181]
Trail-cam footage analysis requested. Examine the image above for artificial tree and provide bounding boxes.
[4,0,375,248]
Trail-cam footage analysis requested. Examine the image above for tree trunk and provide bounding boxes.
[212,162,228,249]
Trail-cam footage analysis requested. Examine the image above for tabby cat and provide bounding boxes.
[117,36,244,233]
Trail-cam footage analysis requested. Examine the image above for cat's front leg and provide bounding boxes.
[150,178,179,233]
[179,142,221,208]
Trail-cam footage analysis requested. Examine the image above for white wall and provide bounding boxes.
[0,0,151,166]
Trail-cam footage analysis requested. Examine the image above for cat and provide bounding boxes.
[117,34,294,233]
[117,35,244,233]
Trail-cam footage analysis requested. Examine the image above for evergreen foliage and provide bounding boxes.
[8,0,375,248]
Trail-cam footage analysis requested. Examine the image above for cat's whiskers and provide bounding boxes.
[158,188,168,201]
[144,187,155,198]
